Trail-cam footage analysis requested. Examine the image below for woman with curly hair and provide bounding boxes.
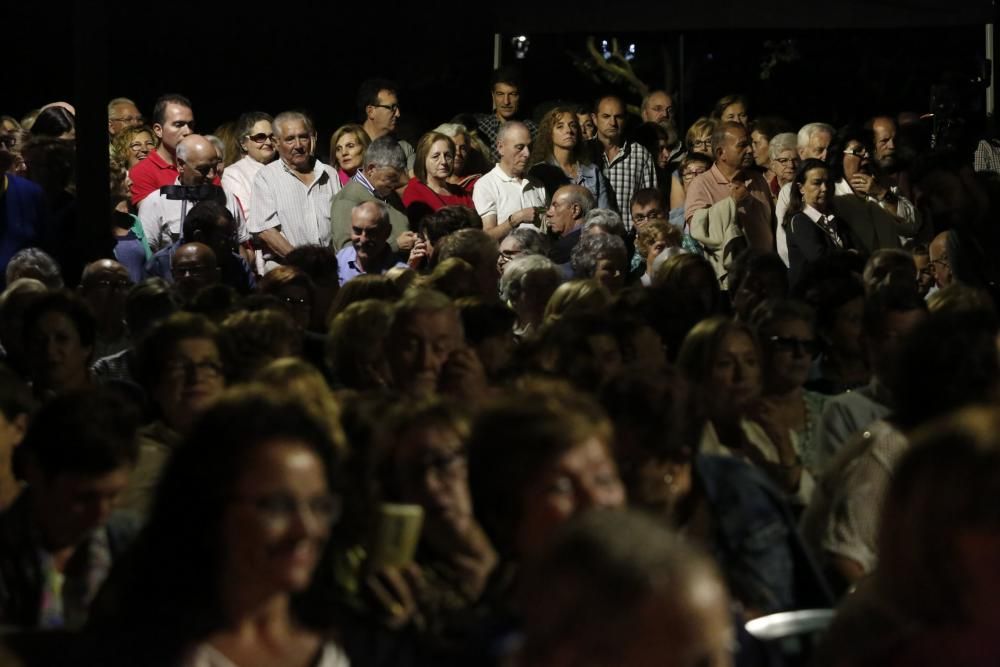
[528,106,610,208]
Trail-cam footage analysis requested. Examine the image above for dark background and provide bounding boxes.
[4,2,997,157]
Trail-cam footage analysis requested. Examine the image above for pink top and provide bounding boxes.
[337,167,353,187]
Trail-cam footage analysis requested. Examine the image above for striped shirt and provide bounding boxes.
[591,140,657,230]
[248,157,340,253]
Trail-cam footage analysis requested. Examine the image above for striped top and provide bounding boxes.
[248,157,340,250]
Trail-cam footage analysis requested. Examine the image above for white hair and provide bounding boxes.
[500,253,561,303]
[797,122,835,148]
[768,132,798,160]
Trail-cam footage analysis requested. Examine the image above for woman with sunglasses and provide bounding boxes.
[750,299,828,487]
[222,111,277,225]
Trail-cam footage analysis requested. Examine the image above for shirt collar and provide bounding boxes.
[353,169,376,194]
[803,205,834,223]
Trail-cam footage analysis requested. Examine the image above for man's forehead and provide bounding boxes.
[277,120,309,136]
[598,99,624,114]
[504,129,531,144]
[84,262,127,280]
[377,89,398,102]
[165,103,193,119]
[494,82,518,94]
[810,132,831,145]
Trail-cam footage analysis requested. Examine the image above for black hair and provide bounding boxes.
[21,289,96,349]
[356,78,399,122]
[30,107,75,138]
[151,93,192,127]
[182,200,234,242]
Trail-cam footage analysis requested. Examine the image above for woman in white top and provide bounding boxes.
[87,387,350,667]
[222,112,278,224]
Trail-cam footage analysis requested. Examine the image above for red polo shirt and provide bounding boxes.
[129,151,178,205]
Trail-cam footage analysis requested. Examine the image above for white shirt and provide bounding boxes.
[221,155,267,222]
[137,179,247,252]
[248,157,340,249]
[184,642,350,667]
[472,164,546,226]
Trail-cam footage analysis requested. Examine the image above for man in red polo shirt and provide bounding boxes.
[129,93,195,205]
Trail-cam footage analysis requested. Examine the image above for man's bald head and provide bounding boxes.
[497,122,532,177]
[929,231,954,289]
[172,242,219,298]
[80,259,130,289]
[176,135,220,186]
[641,91,674,126]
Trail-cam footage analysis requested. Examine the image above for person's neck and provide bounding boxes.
[552,145,575,171]
[499,163,524,180]
[356,245,387,271]
[156,145,175,166]
[426,174,449,194]
[363,122,388,141]
[285,157,315,179]
[715,161,739,181]
[220,581,296,641]
[810,203,831,216]
[599,135,622,152]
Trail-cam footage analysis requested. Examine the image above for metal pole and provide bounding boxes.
[987,24,995,117]
[494,33,502,71]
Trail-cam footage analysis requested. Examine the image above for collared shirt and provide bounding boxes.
[528,159,612,210]
[249,157,340,253]
[685,163,774,251]
[802,205,846,248]
[129,151,178,206]
[221,155,267,222]
[136,179,247,252]
[592,140,657,230]
[974,138,1000,174]
[472,164,546,225]
[474,114,539,162]
[336,243,406,285]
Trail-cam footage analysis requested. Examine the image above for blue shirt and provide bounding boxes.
[336,244,406,286]
[0,174,47,285]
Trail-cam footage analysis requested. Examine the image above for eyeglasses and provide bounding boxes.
[773,157,800,166]
[843,148,869,158]
[632,209,664,223]
[400,450,467,484]
[768,335,819,357]
[233,492,342,529]
[163,359,224,379]
[690,140,712,151]
[111,115,144,124]
[281,295,310,308]
[929,257,950,271]
[86,279,132,291]
[371,103,400,114]
[682,168,707,181]
[247,132,276,144]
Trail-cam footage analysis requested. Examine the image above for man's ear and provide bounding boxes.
[152,123,164,140]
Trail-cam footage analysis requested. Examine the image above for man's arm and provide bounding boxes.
[137,196,164,252]
[257,228,295,259]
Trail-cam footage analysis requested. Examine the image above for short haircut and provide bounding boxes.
[107,97,137,115]
[500,253,561,304]
[356,77,399,121]
[557,185,597,217]
[711,121,746,157]
[152,93,192,127]
[18,388,139,478]
[420,205,480,246]
[182,200,234,242]
[490,66,522,90]
[353,200,392,231]
[435,228,496,267]
[797,122,836,148]
[504,227,548,256]
[630,186,665,211]
[6,247,63,288]
[285,245,340,287]
[685,117,717,150]
[136,312,224,390]
[22,290,96,349]
[581,209,624,237]
[636,220,682,257]
[363,135,406,171]
[768,132,798,160]
[496,120,530,146]
[273,110,315,136]
[571,233,627,279]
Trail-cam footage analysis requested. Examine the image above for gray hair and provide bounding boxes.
[5,248,63,288]
[353,200,392,231]
[570,233,627,279]
[497,121,529,147]
[204,135,225,163]
[364,135,407,171]
[797,122,835,148]
[500,253,561,303]
[434,123,470,140]
[768,132,798,160]
[582,208,624,236]
[273,110,315,137]
[175,135,214,164]
[558,185,597,218]
[107,97,137,115]
[506,227,549,256]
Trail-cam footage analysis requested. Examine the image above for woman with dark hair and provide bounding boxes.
[88,386,349,667]
[528,106,610,208]
[30,106,75,140]
[222,111,277,225]
[711,94,749,128]
[629,121,672,200]
[22,290,96,397]
[784,158,855,289]
[402,132,474,228]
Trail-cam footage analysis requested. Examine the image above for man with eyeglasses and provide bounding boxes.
[107,97,143,137]
[337,201,406,286]
[250,111,341,273]
[171,242,221,301]
[137,135,248,255]
[129,93,196,205]
[928,231,954,289]
[357,78,415,171]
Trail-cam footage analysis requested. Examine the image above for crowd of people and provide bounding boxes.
[1,63,1000,666]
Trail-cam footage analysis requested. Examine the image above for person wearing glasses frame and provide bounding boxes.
[357,78,415,172]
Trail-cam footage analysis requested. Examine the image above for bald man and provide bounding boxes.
[472,121,547,241]
[137,134,248,254]
[171,242,220,300]
[79,259,133,358]
[928,231,954,289]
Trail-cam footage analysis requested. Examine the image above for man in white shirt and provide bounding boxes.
[473,121,546,241]
[248,111,340,272]
[137,134,248,253]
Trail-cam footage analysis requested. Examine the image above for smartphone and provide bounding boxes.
[368,503,424,569]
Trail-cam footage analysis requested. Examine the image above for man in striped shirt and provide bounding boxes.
[249,111,340,273]
[590,95,657,230]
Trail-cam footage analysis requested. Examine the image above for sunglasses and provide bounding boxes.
[246,133,276,144]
